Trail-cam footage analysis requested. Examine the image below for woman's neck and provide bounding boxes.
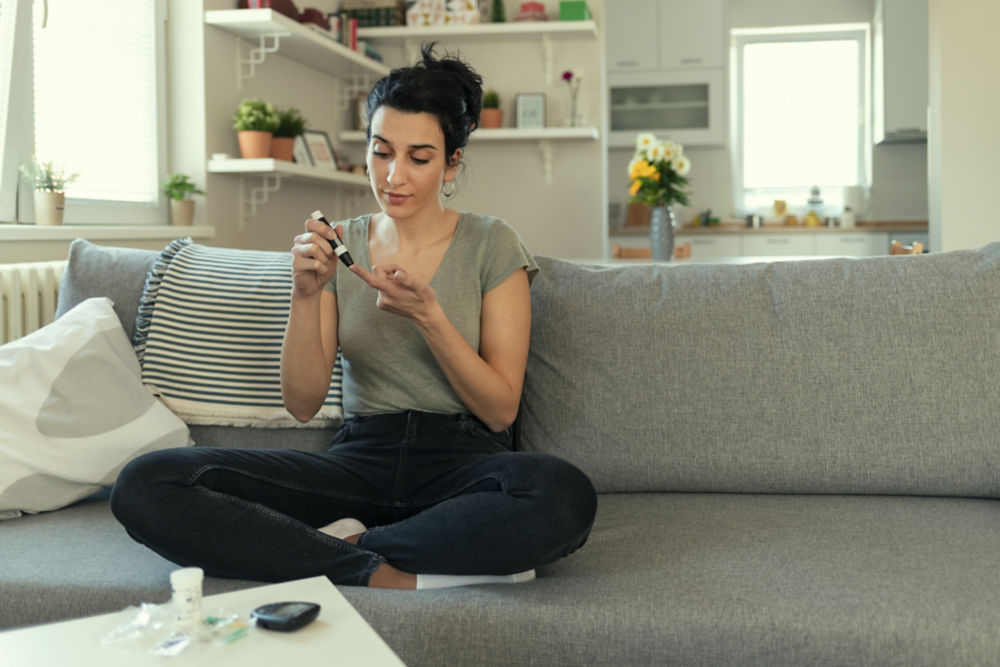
[373,208,459,252]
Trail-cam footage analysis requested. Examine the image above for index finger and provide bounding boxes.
[348,263,382,289]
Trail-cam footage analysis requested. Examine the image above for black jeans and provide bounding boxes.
[111,411,597,586]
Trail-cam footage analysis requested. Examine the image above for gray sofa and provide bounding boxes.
[3,237,1000,666]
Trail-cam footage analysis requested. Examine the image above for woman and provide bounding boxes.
[111,45,596,589]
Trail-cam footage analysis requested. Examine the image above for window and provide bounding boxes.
[731,25,870,214]
[0,0,167,224]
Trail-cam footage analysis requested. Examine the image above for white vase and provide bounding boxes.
[33,191,65,226]
[170,199,195,226]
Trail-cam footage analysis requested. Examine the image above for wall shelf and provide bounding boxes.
[340,127,599,142]
[357,21,598,41]
[359,21,598,82]
[205,9,390,88]
[207,158,369,227]
[340,127,599,183]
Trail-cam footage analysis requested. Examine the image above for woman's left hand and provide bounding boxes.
[349,263,439,323]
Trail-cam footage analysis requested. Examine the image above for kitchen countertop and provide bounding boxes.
[611,221,928,235]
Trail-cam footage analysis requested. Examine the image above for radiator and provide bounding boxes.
[0,260,68,344]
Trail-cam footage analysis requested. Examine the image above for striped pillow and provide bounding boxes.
[133,239,342,428]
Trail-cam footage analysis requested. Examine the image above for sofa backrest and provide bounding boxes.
[520,245,1000,497]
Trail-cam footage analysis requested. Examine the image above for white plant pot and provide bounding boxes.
[170,199,195,226]
[33,191,65,226]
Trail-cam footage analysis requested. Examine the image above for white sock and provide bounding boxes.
[319,518,367,540]
[415,569,536,590]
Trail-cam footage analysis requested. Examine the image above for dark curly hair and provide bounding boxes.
[365,43,483,166]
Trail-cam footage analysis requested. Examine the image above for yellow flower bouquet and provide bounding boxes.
[627,133,691,208]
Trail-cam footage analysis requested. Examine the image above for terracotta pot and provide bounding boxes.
[34,191,65,226]
[480,108,503,129]
[237,130,273,159]
[271,136,295,162]
[170,199,195,226]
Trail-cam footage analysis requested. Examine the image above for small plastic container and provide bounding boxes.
[170,567,204,629]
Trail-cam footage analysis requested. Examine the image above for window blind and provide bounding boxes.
[0,1,17,218]
[32,0,158,204]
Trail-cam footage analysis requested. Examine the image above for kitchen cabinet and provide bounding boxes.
[873,0,928,143]
[742,233,815,257]
[606,0,726,147]
[658,0,725,70]
[815,233,889,257]
[604,0,658,72]
[606,0,725,73]
[608,68,724,147]
[677,234,740,259]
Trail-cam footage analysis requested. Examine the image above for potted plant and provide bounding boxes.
[627,133,692,261]
[272,106,308,162]
[232,98,280,159]
[481,89,503,129]
[19,158,79,226]
[161,173,205,226]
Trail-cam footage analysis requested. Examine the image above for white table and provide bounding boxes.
[0,576,403,666]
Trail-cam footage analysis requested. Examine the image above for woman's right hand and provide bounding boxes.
[291,216,342,298]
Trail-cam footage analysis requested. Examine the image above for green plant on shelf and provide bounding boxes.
[274,106,308,138]
[232,98,280,132]
[162,174,205,201]
[482,89,500,109]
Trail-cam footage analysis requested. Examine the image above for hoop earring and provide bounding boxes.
[441,180,456,198]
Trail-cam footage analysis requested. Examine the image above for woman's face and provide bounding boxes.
[366,106,461,221]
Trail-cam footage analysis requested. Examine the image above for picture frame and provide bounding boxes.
[302,130,339,170]
[515,93,546,129]
[292,135,312,165]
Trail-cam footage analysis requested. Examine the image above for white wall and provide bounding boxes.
[927,0,1000,252]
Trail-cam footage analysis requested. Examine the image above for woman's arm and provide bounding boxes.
[349,263,531,432]
[280,219,342,423]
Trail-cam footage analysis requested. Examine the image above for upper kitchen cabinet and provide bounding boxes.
[658,0,725,70]
[873,0,928,143]
[606,0,727,147]
[606,0,725,73]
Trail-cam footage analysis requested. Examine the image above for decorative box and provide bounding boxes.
[558,1,591,21]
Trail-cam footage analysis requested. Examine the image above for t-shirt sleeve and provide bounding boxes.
[482,219,540,293]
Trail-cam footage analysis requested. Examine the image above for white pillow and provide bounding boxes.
[0,297,191,519]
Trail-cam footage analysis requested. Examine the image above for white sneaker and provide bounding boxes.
[319,517,367,539]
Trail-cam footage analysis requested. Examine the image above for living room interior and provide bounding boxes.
[0,0,995,265]
[5,3,1000,663]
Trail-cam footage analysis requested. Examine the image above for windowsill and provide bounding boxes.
[0,223,215,242]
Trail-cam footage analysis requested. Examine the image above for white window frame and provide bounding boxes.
[730,24,872,214]
[0,0,168,225]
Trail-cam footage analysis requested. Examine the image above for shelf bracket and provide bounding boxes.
[538,139,554,185]
[238,174,283,229]
[541,34,554,83]
[237,33,282,89]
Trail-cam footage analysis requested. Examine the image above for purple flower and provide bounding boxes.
[562,70,574,82]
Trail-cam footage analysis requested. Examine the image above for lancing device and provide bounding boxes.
[311,209,354,267]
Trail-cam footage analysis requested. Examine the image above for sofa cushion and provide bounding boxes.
[54,239,336,450]
[55,239,157,340]
[0,298,190,519]
[5,493,999,666]
[132,238,342,428]
[522,246,1000,496]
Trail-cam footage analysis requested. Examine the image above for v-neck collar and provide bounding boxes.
[360,211,464,288]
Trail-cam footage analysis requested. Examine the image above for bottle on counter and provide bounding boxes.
[841,207,856,229]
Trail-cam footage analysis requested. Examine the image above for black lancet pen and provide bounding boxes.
[311,209,354,267]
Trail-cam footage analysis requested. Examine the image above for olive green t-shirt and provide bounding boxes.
[324,212,538,418]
